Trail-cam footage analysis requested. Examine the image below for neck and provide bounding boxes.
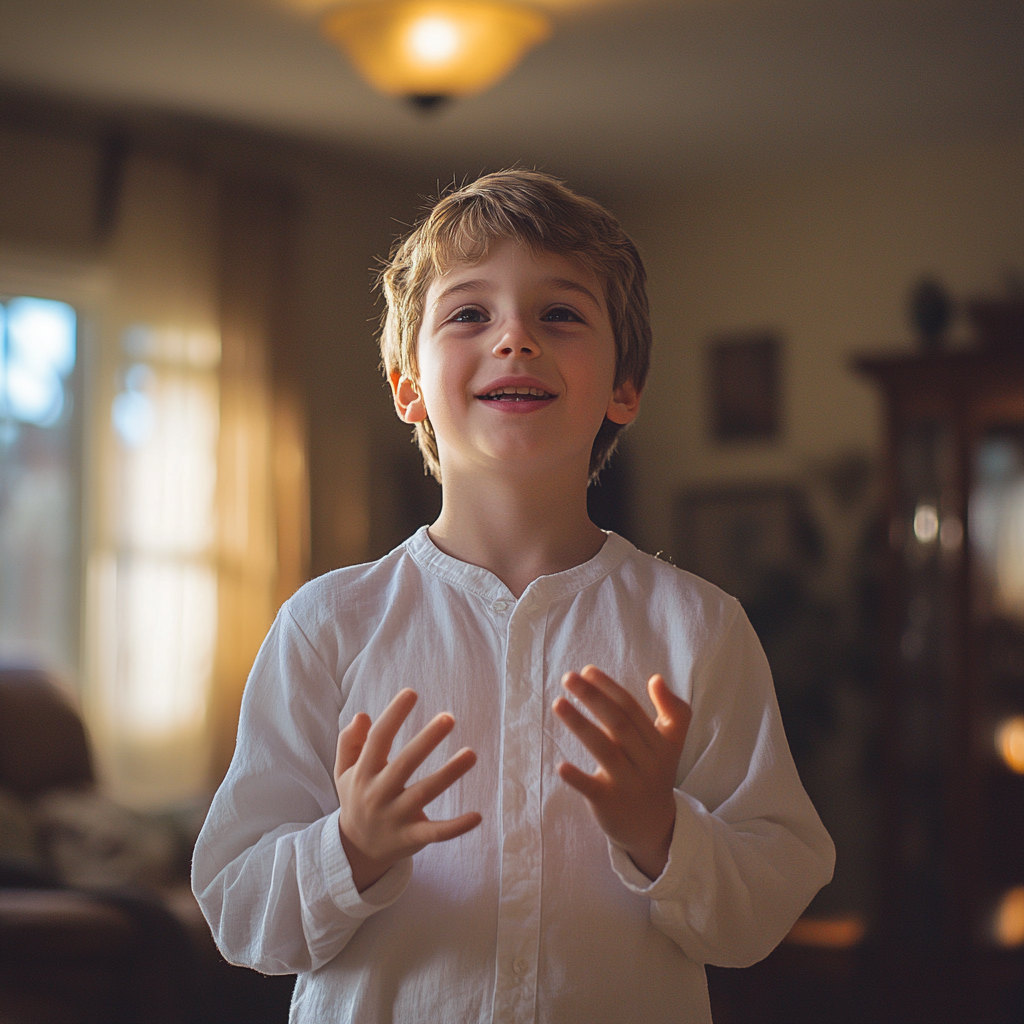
[427,463,605,599]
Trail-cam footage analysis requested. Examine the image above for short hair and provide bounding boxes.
[378,169,652,482]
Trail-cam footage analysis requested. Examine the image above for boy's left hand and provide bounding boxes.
[553,667,692,881]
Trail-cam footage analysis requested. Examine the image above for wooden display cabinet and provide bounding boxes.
[856,347,1024,1023]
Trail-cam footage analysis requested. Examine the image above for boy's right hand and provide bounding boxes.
[334,688,481,893]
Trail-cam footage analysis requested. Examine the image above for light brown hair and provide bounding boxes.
[379,169,651,481]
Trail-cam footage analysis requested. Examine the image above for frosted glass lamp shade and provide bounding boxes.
[322,1,551,101]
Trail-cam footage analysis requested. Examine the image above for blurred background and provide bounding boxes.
[0,1,1021,1021]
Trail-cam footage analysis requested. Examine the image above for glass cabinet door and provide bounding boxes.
[971,426,1024,950]
[893,417,962,945]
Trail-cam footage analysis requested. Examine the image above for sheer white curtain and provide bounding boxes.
[84,156,305,809]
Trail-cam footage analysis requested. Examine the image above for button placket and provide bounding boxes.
[490,597,545,1023]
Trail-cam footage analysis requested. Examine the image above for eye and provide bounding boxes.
[449,306,487,324]
[542,305,584,323]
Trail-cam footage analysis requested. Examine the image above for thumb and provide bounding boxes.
[648,674,692,750]
[335,713,372,780]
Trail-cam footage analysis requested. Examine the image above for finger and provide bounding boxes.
[578,666,661,743]
[361,688,419,772]
[401,746,477,809]
[385,712,457,791]
[406,811,483,847]
[552,695,622,771]
[557,760,607,804]
[648,675,692,750]
[561,671,654,763]
[335,713,371,779]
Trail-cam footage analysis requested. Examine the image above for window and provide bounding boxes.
[0,295,80,682]
[2,159,303,811]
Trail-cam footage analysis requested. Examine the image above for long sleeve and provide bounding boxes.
[608,600,835,967]
[191,606,411,974]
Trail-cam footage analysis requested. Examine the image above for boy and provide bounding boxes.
[192,170,834,1023]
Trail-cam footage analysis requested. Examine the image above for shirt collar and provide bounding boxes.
[404,525,634,609]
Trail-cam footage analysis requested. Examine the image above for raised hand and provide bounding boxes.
[553,666,692,881]
[334,688,482,892]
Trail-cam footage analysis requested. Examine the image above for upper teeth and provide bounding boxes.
[485,386,549,397]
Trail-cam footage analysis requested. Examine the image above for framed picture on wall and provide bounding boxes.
[674,483,818,605]
[708,331,781,441]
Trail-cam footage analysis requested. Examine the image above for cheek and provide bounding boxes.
[417,351,467,422]
[571,346,617,406]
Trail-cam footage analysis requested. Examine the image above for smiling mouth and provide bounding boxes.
[478,386,555,402]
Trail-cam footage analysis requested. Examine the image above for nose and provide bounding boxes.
[492,319,540,359]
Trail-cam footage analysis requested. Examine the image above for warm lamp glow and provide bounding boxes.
[913,503,939,544]
[995,715,1024,774]
[785,915,866,949]
[321,0,551,102]
[993,886,1024,947]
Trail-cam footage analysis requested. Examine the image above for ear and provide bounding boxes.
[389,371,427,424]
[605,379,641,425]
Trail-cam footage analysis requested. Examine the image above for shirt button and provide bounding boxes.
[491,599,510,613]
[513,957,528,976]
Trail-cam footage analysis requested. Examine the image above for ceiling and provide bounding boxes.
[0,0,1020,187]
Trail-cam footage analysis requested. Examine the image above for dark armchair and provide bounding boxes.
[0,666,293,1024]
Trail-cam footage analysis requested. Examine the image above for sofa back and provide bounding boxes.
[0,667,94,799]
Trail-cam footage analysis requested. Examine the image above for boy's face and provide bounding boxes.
[392,239,640,480]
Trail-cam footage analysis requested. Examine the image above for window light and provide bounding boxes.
[0,297,76,428]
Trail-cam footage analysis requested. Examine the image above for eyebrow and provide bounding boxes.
[546,278,602,307]
[431,276,603,310]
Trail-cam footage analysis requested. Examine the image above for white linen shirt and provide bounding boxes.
[193,528,834,1024]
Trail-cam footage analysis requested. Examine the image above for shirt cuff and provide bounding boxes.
[608,789,704,900]
[321,811,413,917]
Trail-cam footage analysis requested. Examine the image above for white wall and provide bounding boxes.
[618,140,1024,558]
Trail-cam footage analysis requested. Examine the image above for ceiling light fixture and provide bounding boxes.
[321,1,551,108]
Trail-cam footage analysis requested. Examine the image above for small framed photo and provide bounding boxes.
[708,332,781,441]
